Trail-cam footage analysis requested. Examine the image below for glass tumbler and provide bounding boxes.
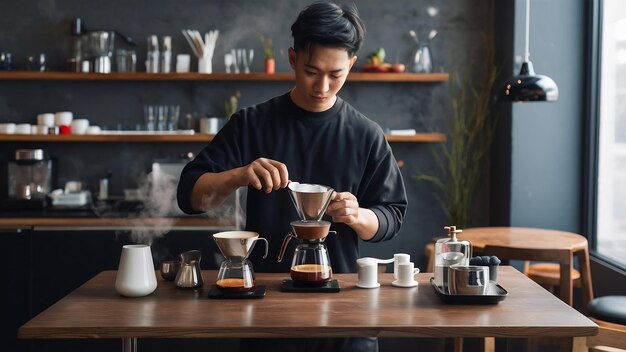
[144,105,155,131]
[168,105,180,131]
[116,49,136,72]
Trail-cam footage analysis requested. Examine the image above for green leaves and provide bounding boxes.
[259,35,274,60]
[414,36,499,227]
[225,91,241,118]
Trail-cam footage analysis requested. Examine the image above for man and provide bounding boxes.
[177,2,407,351]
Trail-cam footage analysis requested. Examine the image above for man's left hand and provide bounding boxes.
[326,191,359,225]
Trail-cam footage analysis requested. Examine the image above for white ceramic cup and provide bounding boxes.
[176,54,190,73]
[115,244,157,297]
[396,262,420,286]
[37,113,55,127]
[356,257,379,288]
[394,253,411,279]
[0,123,16,134]
[86,126,101,134]
[54,111,73,126]
[32,125,49,134]
[15,123,32,134]
[71,119,89,134]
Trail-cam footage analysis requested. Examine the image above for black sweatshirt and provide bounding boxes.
[177,92,407,273]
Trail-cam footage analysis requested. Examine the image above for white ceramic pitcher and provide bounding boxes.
[115,244,157,297]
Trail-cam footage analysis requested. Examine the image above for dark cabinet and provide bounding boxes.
[2,228,32,352]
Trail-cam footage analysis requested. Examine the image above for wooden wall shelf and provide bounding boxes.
[0,71,449,82]
[0,133,445,143]
[0,217,236,230]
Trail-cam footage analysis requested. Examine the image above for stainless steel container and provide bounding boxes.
[447,265,489,295]
[16,149,44,160]
[8,149,54,200]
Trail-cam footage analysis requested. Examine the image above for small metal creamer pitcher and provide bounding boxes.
[175,250,203,289]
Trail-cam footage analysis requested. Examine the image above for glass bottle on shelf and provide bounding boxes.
[411,44,432,73]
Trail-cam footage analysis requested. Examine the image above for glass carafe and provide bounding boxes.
[216,257,256,292]
[434,226,471,291]
[212,231,268,292]
[277,220,335,286]
[290,239,332,286]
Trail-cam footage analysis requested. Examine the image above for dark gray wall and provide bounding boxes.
[0,0,495,266]
[1,1,497,351]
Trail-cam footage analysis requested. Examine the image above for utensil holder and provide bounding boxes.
[198,57,212,74]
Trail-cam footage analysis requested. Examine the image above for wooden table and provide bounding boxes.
[19,267,596,352]
[458,227,593,308]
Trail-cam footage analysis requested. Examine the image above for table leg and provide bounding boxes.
[453,337,463,352]
[571,336,587,352]
[122,337,137,352]
[559,254,574,306]
[483,337,495,352]
[576,247,594,313]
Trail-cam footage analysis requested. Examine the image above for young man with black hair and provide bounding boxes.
[178,2,407,351]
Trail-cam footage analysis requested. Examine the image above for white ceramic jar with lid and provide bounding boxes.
[54,111,73,126]
[37,113,55,127]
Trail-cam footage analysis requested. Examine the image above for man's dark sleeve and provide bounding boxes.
[357,134,407,243]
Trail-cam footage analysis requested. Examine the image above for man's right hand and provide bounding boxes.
[240,157,289,193]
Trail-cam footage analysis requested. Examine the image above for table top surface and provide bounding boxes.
[18,266,597,340]
[457,227,588,251]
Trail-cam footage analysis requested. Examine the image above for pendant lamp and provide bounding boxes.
[497,0,559,102]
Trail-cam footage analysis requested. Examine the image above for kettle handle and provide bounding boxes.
[277,232,296,262]
[319,230,336,243]
[253,237,269,260]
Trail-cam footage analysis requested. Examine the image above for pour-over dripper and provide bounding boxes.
[278,220,335,262]
[288,182,334,221]
[213,231,268,259]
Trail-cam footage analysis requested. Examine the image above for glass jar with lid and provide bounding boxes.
[434,225,471,291]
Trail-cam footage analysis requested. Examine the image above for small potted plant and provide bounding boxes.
[260,35,275,74]
[224,91,241,118]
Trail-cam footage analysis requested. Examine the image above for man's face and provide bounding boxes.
[289,44,357,112]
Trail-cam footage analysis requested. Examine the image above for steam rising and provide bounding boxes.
[113,164,246,246]
[125,168,178,245]
[90,160,246,258]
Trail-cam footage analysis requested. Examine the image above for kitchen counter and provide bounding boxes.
[0,198,237,231]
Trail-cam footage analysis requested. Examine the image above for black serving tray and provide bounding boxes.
[207,285,266,299]
[281,279,340,293]
[430,278,508,304]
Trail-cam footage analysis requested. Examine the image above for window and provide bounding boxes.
[594,0,626,267]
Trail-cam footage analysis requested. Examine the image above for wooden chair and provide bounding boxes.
[586,296,626,351]
[524,261,582,294]
[424,242,435,273]
[458,227,594,309]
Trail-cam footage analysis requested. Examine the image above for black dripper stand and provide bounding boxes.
[207,285,266,299]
